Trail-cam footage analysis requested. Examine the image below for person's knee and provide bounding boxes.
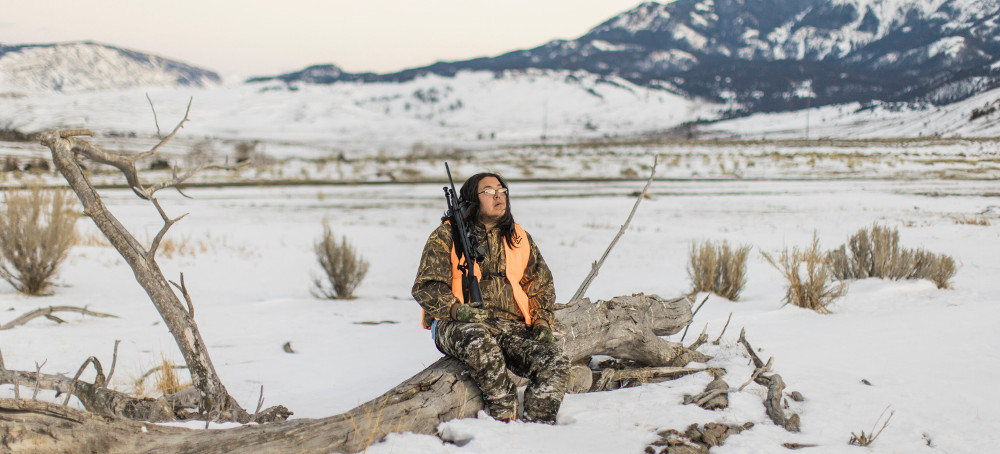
[456,326,504,369]
[530,346,569,378]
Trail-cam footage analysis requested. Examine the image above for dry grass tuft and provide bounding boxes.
[762,233,846,313]
[827,224,957,289]
[688,240,752,301]
[154,356,190,396]
[953,216,990,226]
[849,407,894,447]
[0,184,79,295]
[313,220,369,299]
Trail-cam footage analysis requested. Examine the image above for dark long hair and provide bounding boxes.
[443,172,518,248]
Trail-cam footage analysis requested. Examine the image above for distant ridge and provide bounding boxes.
[0,41,221,92]
[251,0,1000,115]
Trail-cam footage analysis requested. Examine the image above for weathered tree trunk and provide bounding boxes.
[558,294,695,365]
[1,293,695,453]
[38,129,251,422]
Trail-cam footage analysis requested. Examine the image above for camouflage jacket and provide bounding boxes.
[412,222,556,327]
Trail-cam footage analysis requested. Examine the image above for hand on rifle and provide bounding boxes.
[451,302,489,323]
[532,321,554,343]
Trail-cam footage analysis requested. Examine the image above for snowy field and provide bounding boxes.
[1,173,998,453]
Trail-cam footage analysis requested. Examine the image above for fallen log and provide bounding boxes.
[0,306,117,330]
[0,293,695,453]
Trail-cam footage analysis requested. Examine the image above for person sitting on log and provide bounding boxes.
[412,172,569,423]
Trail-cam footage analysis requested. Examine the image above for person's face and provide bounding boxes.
[476,176,507,225]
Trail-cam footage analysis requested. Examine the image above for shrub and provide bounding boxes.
[970,104,996,121]
[3,156,18,172]
[185,140,215,168]
[313,221,369,299]
[762,233,846,313]
[0,185,79,295]
[827,224,957,289]
[908,248,957,290]
[23,158,50,173]
[688,240,752,300]
[234,140,259,164]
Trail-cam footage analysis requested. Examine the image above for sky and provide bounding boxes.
[2,0,649,78]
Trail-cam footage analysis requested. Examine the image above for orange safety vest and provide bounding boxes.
[421,222,532,329]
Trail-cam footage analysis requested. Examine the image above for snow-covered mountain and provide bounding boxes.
[6,1,1000,142]
[0,41,221,93]
[256,0,1000,114]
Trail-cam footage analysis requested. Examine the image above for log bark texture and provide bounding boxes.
[1,293,694,453]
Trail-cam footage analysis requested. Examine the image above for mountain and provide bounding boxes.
[0,41,221,93]
[252,0,1000,115]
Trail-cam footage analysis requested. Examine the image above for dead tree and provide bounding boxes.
[31,106,286,424]
[1,293,696,453]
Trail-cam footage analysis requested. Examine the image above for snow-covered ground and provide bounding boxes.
[2,70,999,452]
[5,67,1000,154]
[700,85,1000,140]
[1,174,998,453]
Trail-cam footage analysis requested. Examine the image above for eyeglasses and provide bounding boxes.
[478,188,508,196]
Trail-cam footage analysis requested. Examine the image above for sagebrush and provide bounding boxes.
[827,224,957,289]
[0,185,79,295]
[688,240,751,300]
[313,221,369,299]
[762,233,846,313]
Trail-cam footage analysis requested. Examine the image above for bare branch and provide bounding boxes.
[146,92,162,137]
[557,155,659,309]
[51,99,191,201]
[169,273,195,317]
[143,159,247,198]
[611,366,709,383]
[738,327,766,369]
[138,363,189,384]
[64,356,106,406]
[737,329,800,431]
[713,312,733,345]
[686,324,709,350]
[254,385,265,416]
[0,306,118,330]
[32,359,47,400]
[680,293,710,342]
[738,356,773,391]
[591,366,711,391]
[142,97,192,159]
[59,129,95,138]
[147,197,189,262]
[106,340,121,388]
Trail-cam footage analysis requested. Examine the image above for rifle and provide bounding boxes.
[443,162,484,308]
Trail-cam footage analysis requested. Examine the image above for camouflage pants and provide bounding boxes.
[434,317,569,423]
